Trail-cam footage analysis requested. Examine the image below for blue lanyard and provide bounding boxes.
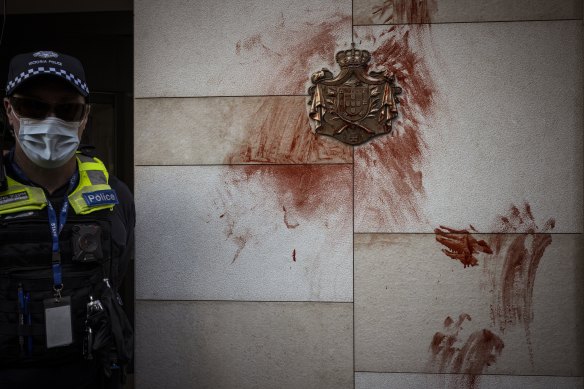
[46,173,78,292]
[10,153,79,294]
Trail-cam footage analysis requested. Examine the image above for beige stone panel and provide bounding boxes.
[135,165,353,302]
[354,233,584,376]
[135,301,353,389]
[353,0,582,25]
[134,96,352,165]
[135,0,352,97]
[355,372,584,389]
[353,21,583,233]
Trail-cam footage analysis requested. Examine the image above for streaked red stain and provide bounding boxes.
[230,12,353,164]
[354,26,436,229]
[436,203,555,363]
[220,165,352,261]
[484,202,555,362]
[225,97,352,164]
[372,0,438,24]
[234,13,350,94]
[430,313,504,389]
[435,225,493,268]
[223,215,252,264]
[237,164,352,219]
[280,13,352,93]
[292,249,296,262]
[283,205,299,229]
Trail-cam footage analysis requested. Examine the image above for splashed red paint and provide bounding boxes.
[483,202,555,362]
[435,225,493,268]
[236,164,352,219]
[219,165,352,262]
[354,25,437,230]
[372,0,438,24]
[235,33,279,57]
[234,13,350,94]
[430,313,504,389]
[225,97,352,164]
[229,11,352,164]
[280,14,352,92]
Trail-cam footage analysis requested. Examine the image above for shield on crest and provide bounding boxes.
[338,86,370,121]
[308,44,402,146]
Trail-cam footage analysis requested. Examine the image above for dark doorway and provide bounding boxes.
[1,4,134,387]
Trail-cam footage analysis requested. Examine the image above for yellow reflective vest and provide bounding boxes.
[0,153,118,216]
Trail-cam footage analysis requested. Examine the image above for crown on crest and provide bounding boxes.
[336,43,371,68]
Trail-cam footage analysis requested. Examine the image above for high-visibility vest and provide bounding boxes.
[0,153,118,215]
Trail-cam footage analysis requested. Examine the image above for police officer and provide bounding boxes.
[0,51,134,388]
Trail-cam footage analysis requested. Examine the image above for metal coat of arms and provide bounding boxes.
[308,44,402,145]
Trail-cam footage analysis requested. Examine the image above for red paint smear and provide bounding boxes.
[354,26,436,228]
[283,205,300,229]
[229,12,352,164]
[223,214,252,264]
[372,0,438,24]
[235,33,277,56]
[225,13,352,164]
[430,314,504,389]
[234,13,350,94]
[225,97,352,164]
[236,164,352,220]
[435,225,493,268]
[219,165,351,263]
[292,249,296,262]
[483,202,555,362]
[279,13,351,92]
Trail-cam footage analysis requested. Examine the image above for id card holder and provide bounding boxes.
[43,296,73,348]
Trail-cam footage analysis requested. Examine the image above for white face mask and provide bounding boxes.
[14,115,81,169]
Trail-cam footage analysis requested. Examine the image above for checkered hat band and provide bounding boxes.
[6,66,89,95]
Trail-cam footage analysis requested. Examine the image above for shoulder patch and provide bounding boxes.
[82,189,119,207]
[0,191,29,206]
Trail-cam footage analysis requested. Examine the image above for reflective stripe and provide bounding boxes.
[0,176,47,215]
[67,154,115,215]
[86,170,107,185]
[0,153,116,216]
[76,154,94,163]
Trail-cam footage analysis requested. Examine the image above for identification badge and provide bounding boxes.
[44,296,73,348]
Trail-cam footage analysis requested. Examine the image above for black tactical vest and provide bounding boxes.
[0,208,120,367]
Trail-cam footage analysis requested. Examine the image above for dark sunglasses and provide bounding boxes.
[9,96,88,122]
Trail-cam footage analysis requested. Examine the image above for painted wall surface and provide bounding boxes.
[134,1,583,388]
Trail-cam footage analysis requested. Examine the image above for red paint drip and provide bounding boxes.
[372,0,438,24]
[355,26,437,228]
[435,225,493,268]
[292,249,296,262]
